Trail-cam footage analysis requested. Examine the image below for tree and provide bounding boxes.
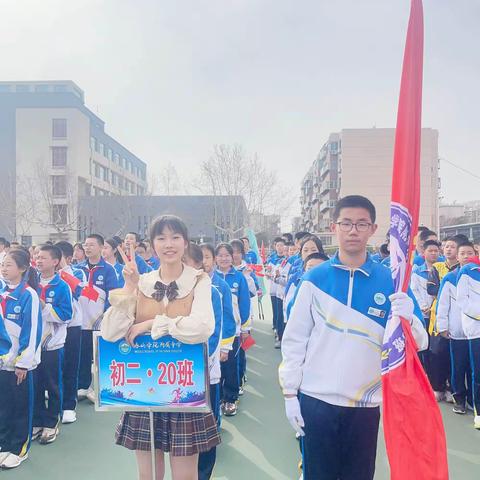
[197,144,294,239]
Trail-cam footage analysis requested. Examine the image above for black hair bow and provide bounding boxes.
[152,281,179,302]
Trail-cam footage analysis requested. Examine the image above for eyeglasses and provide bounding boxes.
[335,221,372,232]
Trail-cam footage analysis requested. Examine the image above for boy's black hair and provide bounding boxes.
[294,231,310,242]
[137,242,147,251]
[230,239,245,256]
[39,244,63,262]
[419,229,436,242]
[188,242,204,268]
[304,252,329,266]
[200,243,215,258]
[423,239,440,250]
[273,237,284,244]
[215,242,234,257]
[453,234,470,244]
[150,215,189,245]
[282,233,293,242]
[333,195,376,223]
[55,241,74,259]
[457,241,475,251]
[284,241,294,247]
[86,233,105,246]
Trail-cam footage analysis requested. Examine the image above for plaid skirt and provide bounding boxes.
[115,411,221,456]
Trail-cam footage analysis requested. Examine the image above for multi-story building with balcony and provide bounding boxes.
[300,128,440,247]
[0,80,147,244]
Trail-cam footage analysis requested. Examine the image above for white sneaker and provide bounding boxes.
[0,451,11,464]
[434,391,445,402]
[62,410,77,424]
[39,427,58,444]
[31,427,43,441]
[77,388,89,400]
[2,453,28,469]
[445,391,454,403]
[86,387,96,404]
[474,415,480,430]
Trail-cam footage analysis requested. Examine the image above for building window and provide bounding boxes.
[99,143,104,156]
[51,204,68,225]
[111,172,117,186]
[103,167,109,182]
[52,176,67,197]
[130,182,135,194]
[94,163,100,178]
[90,136,96,151]
[118,177,124,189]
[113,153,119,164]
[51,146,67,168]
[16,84,30,93]
[35,84,50,93]
[107,148,113,161]
[52,118,67,139]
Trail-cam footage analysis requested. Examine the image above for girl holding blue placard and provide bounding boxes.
[101,215,220,480]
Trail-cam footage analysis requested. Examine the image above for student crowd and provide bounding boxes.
[0,197,479,479]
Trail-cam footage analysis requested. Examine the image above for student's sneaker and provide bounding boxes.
[86,387,96,404]
[445,391,454,403]
[238,386,244,396]
[31,427,43,441]
[434,391,445,402]
[62,410,77,424]
[223,402,237,416]
[1,453,28,469]
[474,415,480,430]
[0,452,11,464]
[452,403,467,415]
[274,339,281,349]
[77,388,89,400]
[39,427,58,445]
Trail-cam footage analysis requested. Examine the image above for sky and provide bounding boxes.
[1,0,479,226]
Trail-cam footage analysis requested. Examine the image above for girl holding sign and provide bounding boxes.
[101,215,220,480]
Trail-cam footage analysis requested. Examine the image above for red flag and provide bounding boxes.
[382,1,449,479]
[60,270,81,292]
[241,335,256,351]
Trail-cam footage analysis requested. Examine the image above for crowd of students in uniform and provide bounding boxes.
[0,221,262,478]
[1,197,480,478]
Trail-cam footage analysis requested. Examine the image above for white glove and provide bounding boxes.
[284,396,305,436]
[389,292,414,322]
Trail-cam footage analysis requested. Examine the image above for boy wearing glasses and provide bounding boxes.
[279,195,427,480]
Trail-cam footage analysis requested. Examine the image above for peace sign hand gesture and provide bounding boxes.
[118,244,140,293]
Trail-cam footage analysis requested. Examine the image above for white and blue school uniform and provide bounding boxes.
[268,254,284,331]
[0,281,42,457]
[456,263,480,417]
[60,266,86,412]
[111,262,125,288]
[216,268,250,404]
[410,263,435,319]
[211,271,236,353]
[34,273,73,430]
[279,253,427,479]
[436,268,471,407]
[198,285,223,480]
[245,250,258,265]
[145,256,160,270]
[135,254,152,275]
[76,258,119,390]
[272,257,291,340]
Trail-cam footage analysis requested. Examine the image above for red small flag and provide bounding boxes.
[241,335,256,351]
[81,285,99,302]
[60,271,81,292]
